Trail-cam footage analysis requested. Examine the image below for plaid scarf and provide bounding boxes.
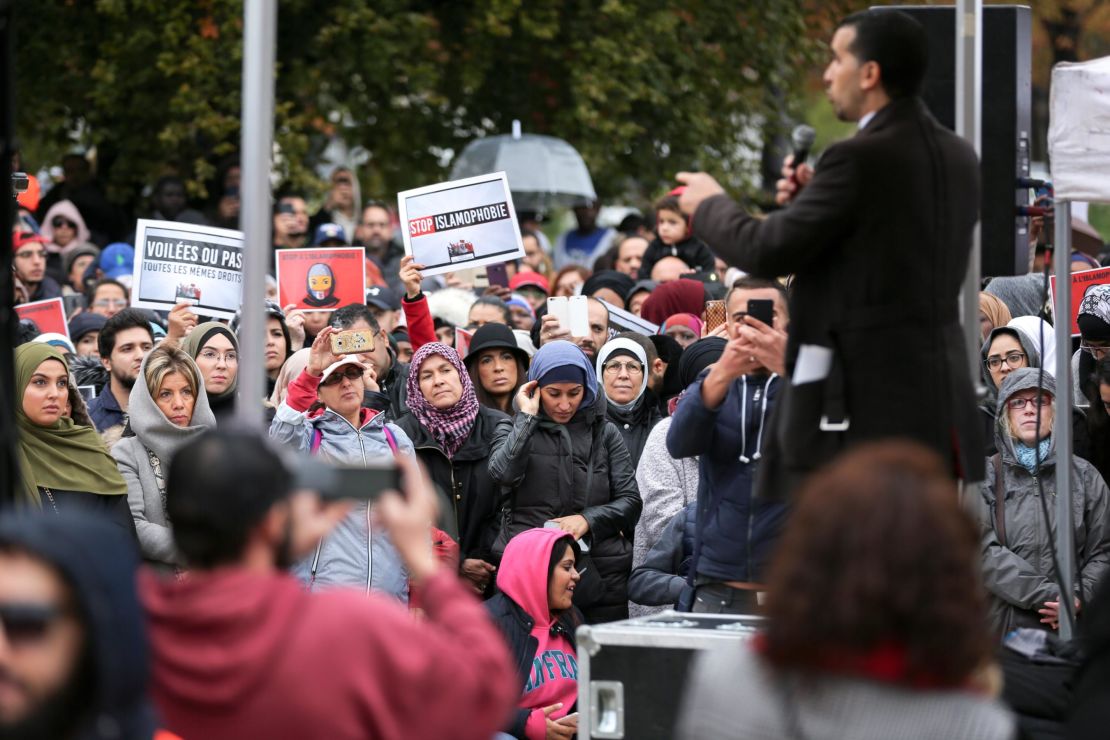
[406,342,480,458]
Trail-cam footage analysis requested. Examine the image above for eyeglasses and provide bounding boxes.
[51,217,76,229]
[198,349,238,364]
[321,367,363,386]
[1006,395,1052,411]
[0,602,69,647]
[603,360,644,376]
[985,351,1026,371]
[93,298,128,308]
[1080,343,1110,359]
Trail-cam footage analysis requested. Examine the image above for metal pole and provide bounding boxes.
[1053,200,1076,639]
[0,1,20,508]
[957,0,983,385]
[235,0,276,428]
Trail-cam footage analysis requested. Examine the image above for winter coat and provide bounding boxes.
[678,645,1016,740]
[112,353,217,567]
[629,503,696,610]
[394,405,509,562]
[269,369,414,600]
[668,372,786,584]
[692,96,985,497]
[631,417,699,617]
[637,234,717,280]
[142,567,518,740]
[488,395,642,613]
[974,369,1110,634]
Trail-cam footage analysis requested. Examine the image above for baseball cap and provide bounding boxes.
[99,243,135,280]
[320,356,367,384]
[12,232,47,252]
[313,223,348,246]
[509,270,549,294]
[365,285,401,311]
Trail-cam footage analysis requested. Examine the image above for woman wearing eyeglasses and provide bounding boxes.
[39,199,91,285]
[182,322,239,424]
[595,336,661,468]
[489,340,642,624]
[112,345,216,568]
[975,368,1110,635]
[269,326,415,599]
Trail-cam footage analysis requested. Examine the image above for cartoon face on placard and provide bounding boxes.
[276,247,366,312]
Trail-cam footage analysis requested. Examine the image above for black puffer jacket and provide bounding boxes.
[488,396,642,614]
[395,405,508,563]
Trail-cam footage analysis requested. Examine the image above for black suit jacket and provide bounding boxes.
[693,97,985,495]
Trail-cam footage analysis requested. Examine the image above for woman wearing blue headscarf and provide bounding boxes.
[489,340,642,623]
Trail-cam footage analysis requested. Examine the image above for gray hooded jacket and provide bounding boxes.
[269,391,415,601]
[112,352,217,567]
[973,368,1110,634]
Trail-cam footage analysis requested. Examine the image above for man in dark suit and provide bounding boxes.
[677,9,984,498]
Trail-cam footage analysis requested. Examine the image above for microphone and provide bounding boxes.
[789,125,816,189]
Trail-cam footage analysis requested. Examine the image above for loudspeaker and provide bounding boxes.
[880,5,1033,277]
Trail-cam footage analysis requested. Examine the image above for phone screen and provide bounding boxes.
[486,263,509,288]
[746,299,774,327]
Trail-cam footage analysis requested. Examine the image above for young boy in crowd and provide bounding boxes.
[637,190,716,280]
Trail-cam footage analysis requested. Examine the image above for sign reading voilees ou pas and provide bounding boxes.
[397,172,525,277]
[131,219,245,320]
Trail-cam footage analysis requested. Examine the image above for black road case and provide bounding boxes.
[576,611,762,739]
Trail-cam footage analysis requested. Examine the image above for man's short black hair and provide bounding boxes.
[97,308,155,358]
[469,296,511,325]
[167,429,292,569]
[331,302,381,332]
[837,10,928,99]
[726,277,789,311]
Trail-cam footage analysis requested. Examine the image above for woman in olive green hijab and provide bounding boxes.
[15,343,134,535]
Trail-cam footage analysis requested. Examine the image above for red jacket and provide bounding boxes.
[402,292,437,352]
[141,566,518,740]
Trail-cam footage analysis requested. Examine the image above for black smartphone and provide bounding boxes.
[277,202,295,215]
[62,293,87,317]
[747,299,774,327]
[294,459,401,502]
[485,262,510,288]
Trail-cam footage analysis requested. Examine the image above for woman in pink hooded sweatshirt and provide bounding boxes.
[486,528,583,740]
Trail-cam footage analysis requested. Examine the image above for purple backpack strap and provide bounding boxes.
[383,425,398,455]
[311,427,323,454]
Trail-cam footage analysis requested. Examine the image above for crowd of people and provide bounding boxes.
[11,8,1110,740]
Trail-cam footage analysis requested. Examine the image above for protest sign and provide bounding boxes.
[276,247,367,312]
[1051,266,1110,336]
[16,297,69,338]
[599,299,660,336]
[132,220,245,320]
[397,172,525,277]
[455,327,474,358]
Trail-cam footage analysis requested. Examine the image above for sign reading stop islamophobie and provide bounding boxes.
[397,172,525,277]
[1051,266,1110,337]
